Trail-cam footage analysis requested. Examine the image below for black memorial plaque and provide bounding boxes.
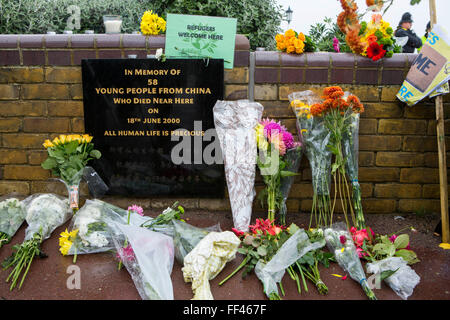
[82,58,225,197]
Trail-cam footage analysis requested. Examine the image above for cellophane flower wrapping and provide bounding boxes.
[288,91,332,198]
[66,199,149,255]
[56,166,109,210]
[22,193,71,241]
[366,256,420,300]
[0,197,26,239]
[182,231,240,300]
[255,229,325,299]
[110,222,174,300]
[342,112,365,228]
[279,146,302,221]
[213,100,264,232]
[324,222,377,300]
[172,219,221,264]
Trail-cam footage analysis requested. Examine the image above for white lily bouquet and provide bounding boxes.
[324,222,377,300]
[111,223,175,300]
[2,194,70,290]
[0,198,26,248]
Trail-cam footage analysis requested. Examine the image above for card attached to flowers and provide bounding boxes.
[165,14,237,69]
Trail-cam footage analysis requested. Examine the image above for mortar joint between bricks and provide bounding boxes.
[93,36,99,59]
[119,34,125,58]
[327,54,332,84]
[378,59,384,86]
[277,52,281,83]
[18,36,24,66]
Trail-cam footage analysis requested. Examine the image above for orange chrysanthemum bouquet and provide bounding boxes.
[289,87,366,230]
[311,86,365,229]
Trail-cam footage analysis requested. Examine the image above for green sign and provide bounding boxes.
[165,14,237,69]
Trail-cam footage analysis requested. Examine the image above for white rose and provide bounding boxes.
[155,48,163,60]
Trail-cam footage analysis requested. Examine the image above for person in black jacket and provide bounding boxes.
[394,12,422,53]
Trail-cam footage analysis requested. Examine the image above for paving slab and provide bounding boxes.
[0,209,449,300]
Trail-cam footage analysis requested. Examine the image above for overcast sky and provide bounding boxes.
[277,0,450,38]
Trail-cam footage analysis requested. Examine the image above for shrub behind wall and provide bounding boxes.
[0,0,283,49]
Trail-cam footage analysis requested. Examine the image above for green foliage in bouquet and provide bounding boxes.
[41,134,101,185]
[290,229,334,295]
[219,219,292,286]
[141,202,185,229]
[360,232,420,265]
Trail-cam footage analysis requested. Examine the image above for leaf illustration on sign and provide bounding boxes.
[177,23,220,56]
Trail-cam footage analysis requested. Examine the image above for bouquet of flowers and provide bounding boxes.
[111,223,175,300]
[213,100,264,232]
[41,134,101,211]
[324,222,377,300]
[220,220,323,300]
[311,86,365,229]
[255,119,301,224]
[254,226,325,300]
[275,29,316,54]
[289,91,332,227]
[3,194,70,290]
[58,200,148,260]
[350,226,420,300]
[219,219,288,287]
[337,0,401,60]
[292,228,334,295]
[182,231,240,300]
[140,10,166,35]
[172,219,222,263]
[0,198,26,248]
[115,203,183,270]
[358,14,401,61]
[140,202,184,234]
[351,227,419,264]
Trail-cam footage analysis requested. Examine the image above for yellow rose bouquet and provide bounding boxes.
[275,29,316,55]
[41,134,101,211]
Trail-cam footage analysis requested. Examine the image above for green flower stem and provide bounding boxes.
[278,281,285,296]
[387,226,414,237]
[298,260,328,295]
[342,172,356,226]
[352,185,365,230]
[0,233,10,248]
[269,292,281,300]
[296,262,308,293]
[286,265,295,280]
[219,255,250,286]
[267,186,276,222]
[361,279,377,300]
[73,247,77,264]
[287,266,301,294]
[18,250,35,289]
[4,234,42,291]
